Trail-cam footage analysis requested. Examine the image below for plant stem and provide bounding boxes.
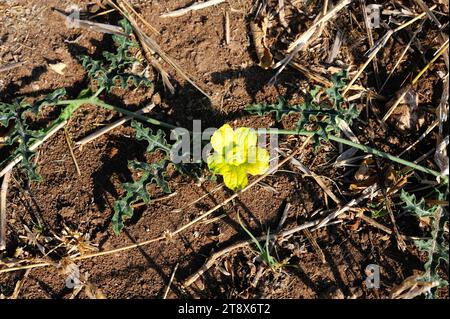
[55,97,177,130]
[92,98,177,130]
[328,135,439,177]
[54,96,445,182]
[260,128,444,181]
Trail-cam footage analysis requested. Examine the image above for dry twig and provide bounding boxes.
[161,0,226,18]
[0,171,11,250]
[163,263,179,299]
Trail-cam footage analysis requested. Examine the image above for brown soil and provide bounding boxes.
[0,0,448,299]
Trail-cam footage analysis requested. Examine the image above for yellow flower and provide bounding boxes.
[207,124,270,191]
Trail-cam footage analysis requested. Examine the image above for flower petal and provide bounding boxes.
[210,124,234,155]
[222,165,249,191]
[207,152,226,172]
[234,127,257,149]
[233,127,258,164]
[245,147,270,175]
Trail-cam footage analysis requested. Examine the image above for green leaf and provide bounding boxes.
[129,161,171,194]
[79,19,152,92]
[0,86,85,181]
[245,97,300,121]
[245,72,359,148]
[237,212,280,268]
[112,119,175,234]
[400,190,438,217]
[325,70,347,108]
[0,102,15,127]
[112,160,170,234]
[401,190,449,297]
[131,120,171,154]
[28,88,67,115]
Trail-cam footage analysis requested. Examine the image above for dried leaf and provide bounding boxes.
[388,88,420,131]
[85,282,107,299]
[354,158,375,181]
[250,17,273,69]
[390,274,440,299]
[48,62,67,75]
[434,136,449,179]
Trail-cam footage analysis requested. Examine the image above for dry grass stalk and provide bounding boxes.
[117,0,159,35]
[225,10,231,45]
[10,269,31,299]
[326,30,344,63]
[75,104,155,148]
[53,8,128,37]
[277,148,341,205]
[110,0,212,100]
[271,27,316,84]
[382,40,449,122]
[184,240,251,287]
[0,171,11,250]
[437,78,449,137]
[277,0,289,29]
[360,0,380,88]
[183,217,339,287]
[390,274,440,299]
[379,21,424,93]
[161,0,226,18]
[0,61,24,73]
[317,183,380,229]
[358,212,424,242]
[413,0,442,29]
[398,120,439,157]
[317,0,329,37]
[163,263,179,299]
[302,228,326,263]
[116,1,174,92]
[381,181,407,251]
[277,203,291,232]
[273,53,332,86]
[0,121,67,179]
[271,0,351,84]
[116,0,175,93]
[335,118,361,163]
[64,128,81,176]
[287,0,352,53]
[343,5,438,96]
